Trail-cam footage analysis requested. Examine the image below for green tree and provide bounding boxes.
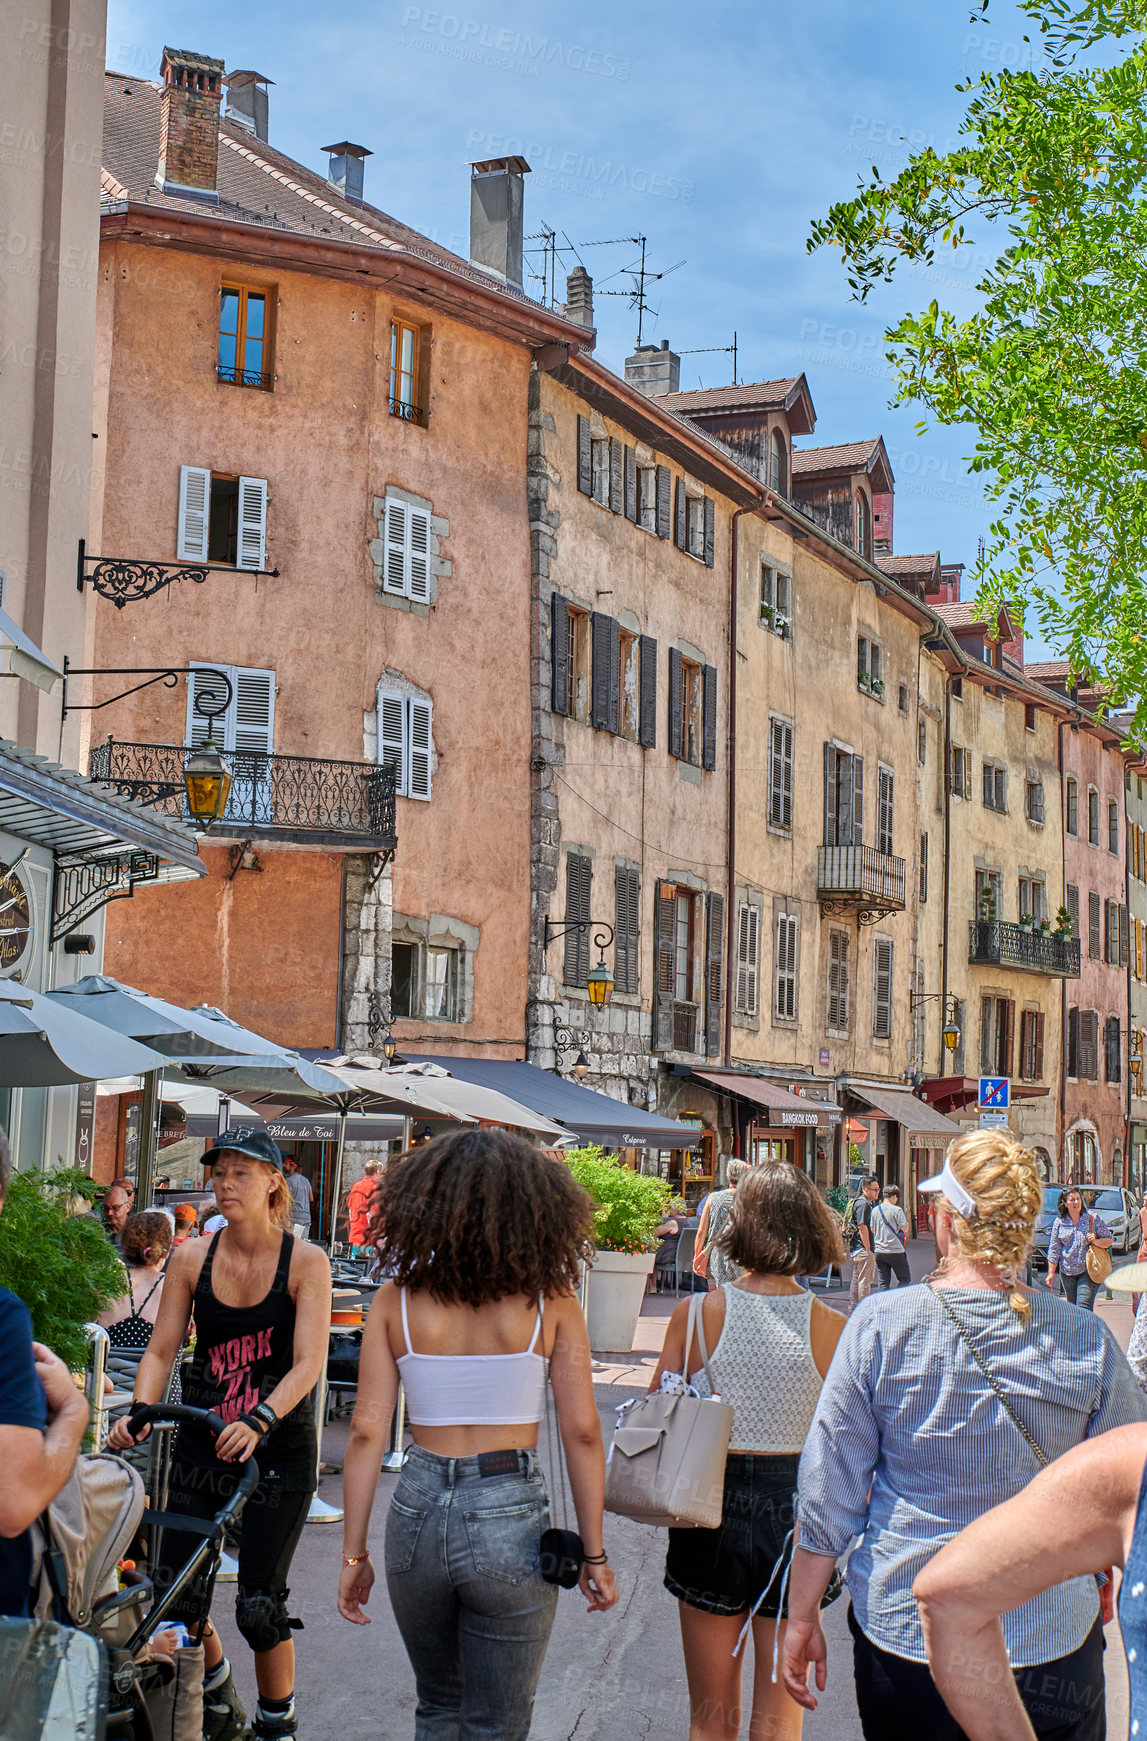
[809,0,1147,732]
[0,1169,125,1371]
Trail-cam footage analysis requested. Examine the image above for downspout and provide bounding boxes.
[724,505,751,1076]
[940,673,953,1079]
[1058,720,1067,1168]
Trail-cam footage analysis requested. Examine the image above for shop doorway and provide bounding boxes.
[749,1126,799,1166]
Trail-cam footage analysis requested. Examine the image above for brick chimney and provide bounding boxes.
[564,266,595,348]
[156,47,224,201]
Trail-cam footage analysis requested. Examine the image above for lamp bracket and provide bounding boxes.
[909,991,961,1022]
[76,537,279,609]
[367,991,396,1059]
[542,917,615,953]
[61,659,233,725]
[51,848,160,944]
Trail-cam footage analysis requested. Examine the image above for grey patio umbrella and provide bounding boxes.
[46,976,256,1060]
[0,983,167,1087]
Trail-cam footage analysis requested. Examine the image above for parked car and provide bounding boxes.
[1029,1186,1137,1269]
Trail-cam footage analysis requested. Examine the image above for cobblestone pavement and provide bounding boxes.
[209,1244,1139,1739]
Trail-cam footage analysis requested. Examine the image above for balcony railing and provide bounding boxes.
[817,844,906,921]
[90,740,397,851]
[968,920,1081,978]
[673,1000,699,1053]
[216,363,272,390]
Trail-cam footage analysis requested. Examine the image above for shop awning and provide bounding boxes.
[918,1075,1049,1115]
[404,1056,701,1150]
[689,1070,841,1128]
[847,1084,965,1147]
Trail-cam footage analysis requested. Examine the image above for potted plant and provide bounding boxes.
[760,602,775,627]
[858,670,872,692]
[774,616,790,639]
[1018,911,1033,930]
[565,1146,672,1352]
[978,888,997,922]
[1054,904,1074,938]
[1038,917,1051,935]
[870,676,885,699]
[0,1167,125,1373]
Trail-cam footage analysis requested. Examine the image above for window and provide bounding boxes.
[1105,1014,1123,1083]
[898,682,909,714]
[857,636,883,696]
[669,650,716,770]
[674,481,714,564]
[1024,778,1045,823]
[1088,786,1100,845]
[855,491,871,558]
[653,882,704,1052]
[566,605,591,722]
[686,496,706,559]
[674,890,697,1002]
[768,716,794,831]
[1109,797,1120,855]
[768,428,787,495]
[877,765,895,856]
[1105,899,1129,966]
[774,910,798,1021]
[389,318,428,423]
[919,831,929,903]
[975,868,1002,919]
[178,465,266,569]
[827,930,850,1034]
[1018,877,1046,922]
[872,935,893,1039]
[1088,890,1101,958]
[618,629,640,741]
[980,995,1015,1076]
[380,496,431,603]
[1019,1010,1045,1081]
[951,677,963,700]
[378,687,433,800]
[823,745,865,846]
[590,437,609,505]
[638,466,657,531]
[391,942,417,1019]
[735,902,761,1017]
[563,854,592,987]
[553,600,655,743]
[425,947,458,1022]
[217,284,270,388]
[614,865,640,995]
[759,564,791,638]
[982,761,1007,812]
[1025,703,1036,731]
[918,719,927,765]
[1066,776,1078,835]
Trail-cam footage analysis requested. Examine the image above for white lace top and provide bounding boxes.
[692,1284,824,1454]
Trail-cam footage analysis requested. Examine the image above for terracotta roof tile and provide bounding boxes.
[662,379,800,413]
[877,552,940,577]
[791,439,882,473]
[1024,659,1072,680]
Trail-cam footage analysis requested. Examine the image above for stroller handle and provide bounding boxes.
[130,1402,261,1501]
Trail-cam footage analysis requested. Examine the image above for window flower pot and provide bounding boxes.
[584,1248,656,1352]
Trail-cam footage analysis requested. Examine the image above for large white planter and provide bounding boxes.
[585,1249,656,1352]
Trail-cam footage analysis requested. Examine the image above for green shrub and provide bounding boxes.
[565,1146,673,1254]
[0,1169,126,1372]
[825,1183,849,1214]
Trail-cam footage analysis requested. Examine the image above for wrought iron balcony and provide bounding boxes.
[388,395,429,427]
[217,363,273,390]
[90,740,397,851]
[817,844,906,924]
[968,920,1081,978]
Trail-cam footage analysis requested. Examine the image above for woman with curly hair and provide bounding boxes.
[782,1129,1145,1741]
[337,1130,618,1737]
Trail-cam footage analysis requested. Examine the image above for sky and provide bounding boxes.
[104,0,1057,655]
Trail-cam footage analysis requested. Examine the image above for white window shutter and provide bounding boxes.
[236,476,268,570]
[186,662,235,749]
[233,667,275,753]
[408,508,431,602]
[378,691,408,794]
[408,698,433,800]
[384,500,408,595]
[177,465,211,562]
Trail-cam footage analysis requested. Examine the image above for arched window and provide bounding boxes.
[855,492,871,558]
[769,428,787,495]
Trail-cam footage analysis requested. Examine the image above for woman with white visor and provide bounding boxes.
[781,1129,1144,1741]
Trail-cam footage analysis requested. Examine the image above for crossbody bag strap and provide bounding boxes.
[682,1291,700,1381]
[928,1284,1048,1469]
[691,1288,719,1393]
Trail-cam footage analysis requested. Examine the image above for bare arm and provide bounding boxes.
[337,1284,400,1624]
[647,1299,692,1393]
[0,1346,89,1536]
[914,1425,1147,1740]
[781,1547,841,1710]
[107,1245,198,1446]
[549,1293,618,1612]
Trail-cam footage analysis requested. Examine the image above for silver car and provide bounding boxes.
[1029,1185,1137,1269]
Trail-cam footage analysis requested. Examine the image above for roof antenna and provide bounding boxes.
[593,235,685,345]
[678,333,738,386]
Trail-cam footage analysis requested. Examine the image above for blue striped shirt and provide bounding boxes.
[1047,1213,1111,1277]
[797,1284,1144,1664]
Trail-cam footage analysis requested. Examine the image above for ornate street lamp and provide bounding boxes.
[183,738,233,825]
[542,918,616,1009]
[908,989,962,1055]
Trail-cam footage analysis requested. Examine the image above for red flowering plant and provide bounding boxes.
[564,1146,673,1254]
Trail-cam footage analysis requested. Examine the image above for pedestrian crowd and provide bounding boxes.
[8,1124,1147,1740]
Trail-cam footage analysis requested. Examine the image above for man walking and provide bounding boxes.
[848,1173,882,1309]
[872,1183,911,1290]
[282,1156,313,1241]
[346,1159,380,1256]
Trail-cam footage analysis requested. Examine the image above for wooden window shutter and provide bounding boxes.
[775,912,797,1020]
[781,723,793,829]
[1034,1011,1045,1080]
[591,612,614,731]
[609,437,624,514]
[872,938,893,1038]
[623,445,638,522]
[236,476,268,571]
[551,594,570,716]
[608,618,621,734]
[653,882,677,1050]
[852,756,865,846]
[233,667,275,755]
[769,723,784,828]
[407,699,433,800]
[1105,899,1113,962]
[576,415,592,494]
[1122,903,1131,966]
[828,930,849,1031]
[187,663,235,750]
[703,498,715,567]
[1138,918,1144,981]
[702,665,718,771]
[1019,1010,1032,1078]
[177,465,211,562]
[384,500,409,595]
[668,649,684,759]
[638,635,657,747]
[1002,999,1016,1077]
[564,855,592,986]
[1068,1005,1079,1075]
[417,325,432,420]
[979,997,994,1074]
[614,866,640,996]
[378,691,408,795]
[655,465,671,538]
[1089,891,1101,958]
[737,903,759,1016]
[823,744,838,846]
[408,507,431,602]
[704,891,725,1055]
[674,478,687,550]
[837,753,855,847]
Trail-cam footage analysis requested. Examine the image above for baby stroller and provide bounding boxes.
[25,1404,259,1741]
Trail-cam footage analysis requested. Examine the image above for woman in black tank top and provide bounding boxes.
[109,1129,331,1741]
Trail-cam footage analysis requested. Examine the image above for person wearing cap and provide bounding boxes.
[281,1156,313,1242]
[782,1129,1144,1739]
[172,1203,199,1246]
[109,1126,332,1741]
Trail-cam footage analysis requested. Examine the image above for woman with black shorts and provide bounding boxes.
[648,1161,846,1740]
[110,1128,331,1741]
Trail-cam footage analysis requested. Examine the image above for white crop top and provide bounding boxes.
[691,1285,825,1454]
[396,1288,548,1427]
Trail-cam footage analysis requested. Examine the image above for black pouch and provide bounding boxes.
[539,1527,583,1588]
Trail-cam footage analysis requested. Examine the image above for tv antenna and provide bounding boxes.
[594,235,686,345]
[678,334,740,387]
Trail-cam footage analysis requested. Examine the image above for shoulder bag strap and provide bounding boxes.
[928,1284,1048,1469]
[690,1289,720,1393]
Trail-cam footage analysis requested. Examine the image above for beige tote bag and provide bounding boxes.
[604,1292,733,1528]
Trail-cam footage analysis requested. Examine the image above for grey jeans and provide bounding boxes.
[385,1446,559,1740]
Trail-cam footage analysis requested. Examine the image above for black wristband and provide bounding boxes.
[583,1551,609,1565]
[241,1411,269,1437]
[246,1401,279,1435]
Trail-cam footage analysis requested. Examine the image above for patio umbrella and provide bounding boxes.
[46,976,258,1061]
[0,983,166,1087]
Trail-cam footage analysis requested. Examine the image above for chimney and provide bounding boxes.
[564,266,595,345]
[156,47,224,202]
[872,490,893,555]
[469,156,530,290]
[324,141,372,205]
[624,339,680,398]
[224,69,273,142]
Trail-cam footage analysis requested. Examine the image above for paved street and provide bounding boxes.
[210,1247,1142,1739]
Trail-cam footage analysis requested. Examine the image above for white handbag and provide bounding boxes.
[604,1292,733,1528]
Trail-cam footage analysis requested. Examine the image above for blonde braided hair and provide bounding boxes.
[940,1129,1042,1320]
